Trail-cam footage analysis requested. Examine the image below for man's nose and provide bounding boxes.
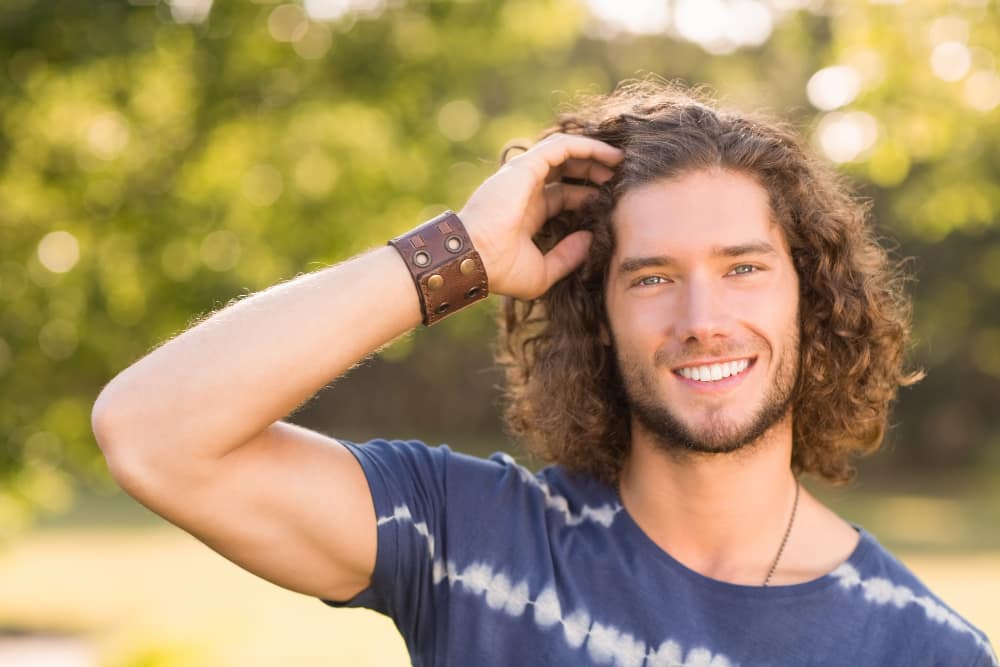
[673,276,731,343]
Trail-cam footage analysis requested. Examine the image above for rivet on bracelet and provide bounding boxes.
[436,303,450,314]
[445,236,463,253]
[413,250,431,267]
[465,287,480,299]
[460,258,476,275]
[427,274,444,290]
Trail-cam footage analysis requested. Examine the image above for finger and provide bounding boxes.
[513,134,623,184]
[543,182,601,218]
[544,158,616,185]
[561,159,617,185]
[534,133,625,169]
[508,136,622,193]
[543,230,593,288]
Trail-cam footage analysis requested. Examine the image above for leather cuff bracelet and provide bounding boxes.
[389,210,489,326]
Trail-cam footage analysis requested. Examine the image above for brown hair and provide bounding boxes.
[496,79,923,485]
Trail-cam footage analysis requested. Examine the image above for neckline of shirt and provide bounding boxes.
[611,493,877,600]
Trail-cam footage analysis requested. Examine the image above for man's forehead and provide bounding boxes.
[608,169,783,255]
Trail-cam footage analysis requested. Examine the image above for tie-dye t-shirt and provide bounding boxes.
[326,439,996,667]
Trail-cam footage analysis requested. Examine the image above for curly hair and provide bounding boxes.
[496,79,923,486]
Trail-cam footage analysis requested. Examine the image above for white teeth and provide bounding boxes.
[677,359,750,382]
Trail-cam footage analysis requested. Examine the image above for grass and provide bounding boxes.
[0,482,996,666]
[0,525,410,667]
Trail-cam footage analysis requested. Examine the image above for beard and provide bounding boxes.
[612,328,800,457]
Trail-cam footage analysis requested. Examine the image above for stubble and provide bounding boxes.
[612,326,800,458]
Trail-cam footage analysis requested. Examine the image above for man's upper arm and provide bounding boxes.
[131,421,377,602]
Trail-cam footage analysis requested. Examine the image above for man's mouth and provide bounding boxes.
[673,357,755,383]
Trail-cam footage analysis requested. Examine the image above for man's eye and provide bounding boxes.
[729,264,759,276]
[637,276,667,286]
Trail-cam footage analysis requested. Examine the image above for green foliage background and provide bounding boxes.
[2,0,999,532]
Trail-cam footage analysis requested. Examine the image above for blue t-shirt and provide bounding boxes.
[326,439,996,667]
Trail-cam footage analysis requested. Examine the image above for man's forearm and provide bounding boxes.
[92,245,421,466]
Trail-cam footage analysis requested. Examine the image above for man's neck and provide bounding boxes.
[618,413,847,586]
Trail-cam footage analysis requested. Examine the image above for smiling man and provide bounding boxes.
[93,81,996,665]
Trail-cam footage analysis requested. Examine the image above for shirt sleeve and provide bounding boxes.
[320,439,454,655]
[973,642,999,667]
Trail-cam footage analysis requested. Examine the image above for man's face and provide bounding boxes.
[603,168,801,456]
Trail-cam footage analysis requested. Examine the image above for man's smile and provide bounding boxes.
[671,357,757,385]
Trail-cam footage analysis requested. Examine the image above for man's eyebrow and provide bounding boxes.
[618,255,677,275]
[617,241,778,275]
[714,241,778,258]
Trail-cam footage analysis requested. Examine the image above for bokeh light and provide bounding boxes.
[806,65,862,111]
[37,231,80,274]
[293,23,333,59]
[931,41,972,81]
[583,0,773,52]
[86,111,131,161]
[269,4,309,43]
[304,0,387,22]
[674,0,773,54]
[963,71,1000,112]
[584,0,671,35]
[815,111,878,164]
[437,100,481,142]
[167,0,213,24]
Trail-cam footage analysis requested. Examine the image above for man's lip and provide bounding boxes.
[671,356,757,371]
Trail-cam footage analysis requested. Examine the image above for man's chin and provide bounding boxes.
[655,428,759,455]
[668,434,758,455]
[633,403,790,456]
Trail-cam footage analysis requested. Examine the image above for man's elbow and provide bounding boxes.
[91,383,148,497]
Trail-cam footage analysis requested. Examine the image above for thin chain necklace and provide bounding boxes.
[762,479,800,587]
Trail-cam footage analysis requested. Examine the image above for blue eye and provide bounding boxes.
[729,264,758,276]
[637,276,667,286]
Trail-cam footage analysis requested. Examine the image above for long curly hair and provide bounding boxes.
[496,79,923,486]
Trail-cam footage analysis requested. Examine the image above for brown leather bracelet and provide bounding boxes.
[388,210,489,326]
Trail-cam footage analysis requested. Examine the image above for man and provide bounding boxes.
[92,81,995,665]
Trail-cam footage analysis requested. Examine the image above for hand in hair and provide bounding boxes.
[459,132,623,300]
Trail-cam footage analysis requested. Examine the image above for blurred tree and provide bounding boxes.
[1,0,997,532]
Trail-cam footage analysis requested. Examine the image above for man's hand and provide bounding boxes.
[459,133,624,300]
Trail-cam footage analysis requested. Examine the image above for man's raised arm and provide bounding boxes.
[90,134,623,601]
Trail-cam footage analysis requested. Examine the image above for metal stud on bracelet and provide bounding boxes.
[388,210,489,326]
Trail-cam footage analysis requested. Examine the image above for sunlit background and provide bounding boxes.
[1,0,998,665]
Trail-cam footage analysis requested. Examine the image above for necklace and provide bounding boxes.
[762,478,800,587]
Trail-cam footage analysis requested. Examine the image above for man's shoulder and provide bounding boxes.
[839,527,996,665]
